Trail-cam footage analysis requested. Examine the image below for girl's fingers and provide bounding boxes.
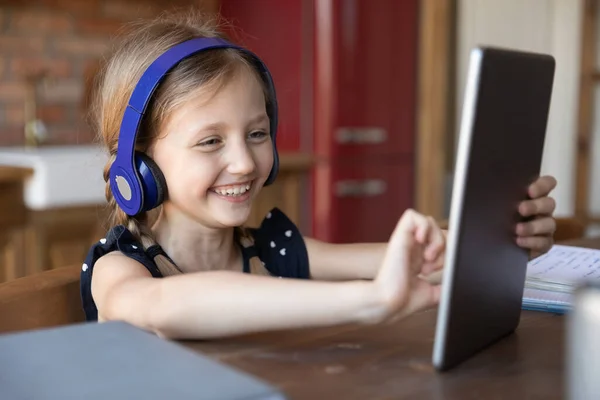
[421,256,444,275]
[415,214,431,244]
[424,227,445,262]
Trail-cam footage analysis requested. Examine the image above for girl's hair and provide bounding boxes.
[89,9,271,276]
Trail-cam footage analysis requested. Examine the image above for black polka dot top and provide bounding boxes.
[80,208,310,321]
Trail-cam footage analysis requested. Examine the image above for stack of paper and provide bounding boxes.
[522,245,600,313]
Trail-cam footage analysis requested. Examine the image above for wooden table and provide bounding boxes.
[182,310,564,399]
[180,237,600,399]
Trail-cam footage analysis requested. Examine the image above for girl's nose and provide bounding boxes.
[226,141,256,176]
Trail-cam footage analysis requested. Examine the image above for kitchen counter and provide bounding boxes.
[0,145,107,210]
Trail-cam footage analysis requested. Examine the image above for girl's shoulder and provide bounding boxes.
[80,225,163,321]
[82,225,163,279]
[247,207,310,279]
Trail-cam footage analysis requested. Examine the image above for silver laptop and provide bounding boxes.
[0,321,286,399]
[432,46,555,371]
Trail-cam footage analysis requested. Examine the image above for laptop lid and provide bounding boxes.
[432,46,555,371]
[0,321,287,400]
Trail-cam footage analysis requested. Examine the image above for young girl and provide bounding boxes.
[80,11,558,340]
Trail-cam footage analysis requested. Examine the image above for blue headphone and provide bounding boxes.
[109,37,279,216]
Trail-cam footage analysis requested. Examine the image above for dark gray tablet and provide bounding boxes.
[0,321,287,399]
[432,46,555,371]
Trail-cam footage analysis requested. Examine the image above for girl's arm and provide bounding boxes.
[91,210,446,340]
[304,238,387,281]
[92,251,383,340]
[304,229,448,282]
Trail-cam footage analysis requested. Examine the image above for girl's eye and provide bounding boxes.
[249,131,268,140]
[198,138,221,147]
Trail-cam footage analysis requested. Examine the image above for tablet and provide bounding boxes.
[432,46,555,371]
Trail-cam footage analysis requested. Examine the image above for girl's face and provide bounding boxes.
[150,68,274,228]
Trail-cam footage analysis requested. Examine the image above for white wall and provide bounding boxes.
[455,0,584,217]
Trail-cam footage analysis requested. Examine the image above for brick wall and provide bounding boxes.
[0,0,217,146]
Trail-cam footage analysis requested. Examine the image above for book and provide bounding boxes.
[522,244,600,314]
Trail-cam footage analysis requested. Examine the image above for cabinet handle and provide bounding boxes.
[336,127,387,144]
[335,179,387,197]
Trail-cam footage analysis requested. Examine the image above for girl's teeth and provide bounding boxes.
[214,183,252,196]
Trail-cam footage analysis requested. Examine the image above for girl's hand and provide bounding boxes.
[516,175,557,258]
[368,209,446,323]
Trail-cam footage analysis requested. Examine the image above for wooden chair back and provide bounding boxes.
[0,265,84,334]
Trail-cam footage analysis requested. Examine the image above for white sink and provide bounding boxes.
[0,145,109,210]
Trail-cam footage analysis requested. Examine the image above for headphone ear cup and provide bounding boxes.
[264,146,279,186]
[135,152,167,211]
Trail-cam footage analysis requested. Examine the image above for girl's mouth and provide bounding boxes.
[209,181,253,202]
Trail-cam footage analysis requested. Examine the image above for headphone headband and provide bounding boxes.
[110,37,279,216]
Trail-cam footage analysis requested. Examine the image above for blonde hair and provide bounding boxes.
[89,10,271,276]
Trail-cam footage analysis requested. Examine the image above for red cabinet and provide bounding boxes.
[220,0,419,243]
[313,0,418,242]
[313,157,414,243]
[314,0,418,159]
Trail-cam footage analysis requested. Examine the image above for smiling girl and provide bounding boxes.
[80,11,558,340]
